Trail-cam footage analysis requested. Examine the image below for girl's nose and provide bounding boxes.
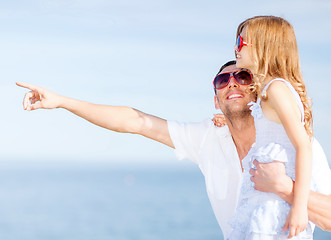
[234,44,238,52]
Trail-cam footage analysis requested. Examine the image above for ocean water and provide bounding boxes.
[0,161,329,240]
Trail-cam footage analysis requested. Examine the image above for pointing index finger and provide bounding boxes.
[16,82,39,91]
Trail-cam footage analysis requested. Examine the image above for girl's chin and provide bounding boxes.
[235,61,244,68]
[236,61,251,70]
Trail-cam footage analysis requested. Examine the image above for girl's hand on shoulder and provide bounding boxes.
[283,206,308,238]
[16,82,63,111]
[212,113,226,127]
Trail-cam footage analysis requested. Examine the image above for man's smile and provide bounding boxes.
[226,92,244,100]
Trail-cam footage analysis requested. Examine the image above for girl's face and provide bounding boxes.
[235,27,253,71]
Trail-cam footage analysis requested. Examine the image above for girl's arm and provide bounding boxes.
[16,82,174,148]
[266,81,312,238]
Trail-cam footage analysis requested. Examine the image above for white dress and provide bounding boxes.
[228,78,313,240]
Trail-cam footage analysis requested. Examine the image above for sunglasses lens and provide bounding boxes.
[235,71,252,84]
[214,71,252,89]
[214,73,230,89]
[236,36,242,51]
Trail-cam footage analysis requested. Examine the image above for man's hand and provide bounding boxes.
[16,82,63,111]
[249,160,294,203]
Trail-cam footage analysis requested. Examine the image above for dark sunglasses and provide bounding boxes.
[213,70,253,89]
[236,35,251,52]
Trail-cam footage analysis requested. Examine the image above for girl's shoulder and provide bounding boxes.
[263,78,304,122]
[263,78,292,92]
[262,78,297,99]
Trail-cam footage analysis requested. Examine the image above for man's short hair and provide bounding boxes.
[214,60,236,93]
[217,60,236,75]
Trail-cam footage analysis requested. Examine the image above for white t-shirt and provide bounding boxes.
[167,119,331,239]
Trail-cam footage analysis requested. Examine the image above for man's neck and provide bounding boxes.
[226,116,255,161]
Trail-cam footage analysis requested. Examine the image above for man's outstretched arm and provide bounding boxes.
[250,160,331,231]
[16,82,174,148]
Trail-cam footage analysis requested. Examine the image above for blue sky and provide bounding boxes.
[2,0,331,164]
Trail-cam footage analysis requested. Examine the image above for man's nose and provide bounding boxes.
[227,76,239,88]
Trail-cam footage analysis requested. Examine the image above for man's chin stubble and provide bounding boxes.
[223,106,252,120]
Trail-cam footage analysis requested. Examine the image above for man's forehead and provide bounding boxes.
[220,65,240,74]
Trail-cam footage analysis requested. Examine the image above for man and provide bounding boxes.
[16,61,331,238]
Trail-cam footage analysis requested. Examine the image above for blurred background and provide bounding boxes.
[1,0,331,239]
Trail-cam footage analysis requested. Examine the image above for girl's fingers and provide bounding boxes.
[289,224,302,239]
[282,220,289,232]
[295,227,300,237]
[213,113,226,127]
[288,227,295,239]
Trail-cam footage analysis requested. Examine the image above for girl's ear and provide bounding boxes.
[214,95,220,110]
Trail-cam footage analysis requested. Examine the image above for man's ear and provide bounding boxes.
[214,95,220,110]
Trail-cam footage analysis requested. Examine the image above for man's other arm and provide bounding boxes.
[250,160,331,231]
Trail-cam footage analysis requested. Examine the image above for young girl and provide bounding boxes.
[228,16,313,239]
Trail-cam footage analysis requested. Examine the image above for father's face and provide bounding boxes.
[214,65,256,119]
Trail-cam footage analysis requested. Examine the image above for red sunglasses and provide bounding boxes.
[213,70,253,89]
[236,35,252,52]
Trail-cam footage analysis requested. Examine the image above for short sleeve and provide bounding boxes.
[311,138,331,195]
[167,119,212,165]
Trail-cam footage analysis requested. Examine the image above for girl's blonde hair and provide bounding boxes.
[237,16,313,137]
